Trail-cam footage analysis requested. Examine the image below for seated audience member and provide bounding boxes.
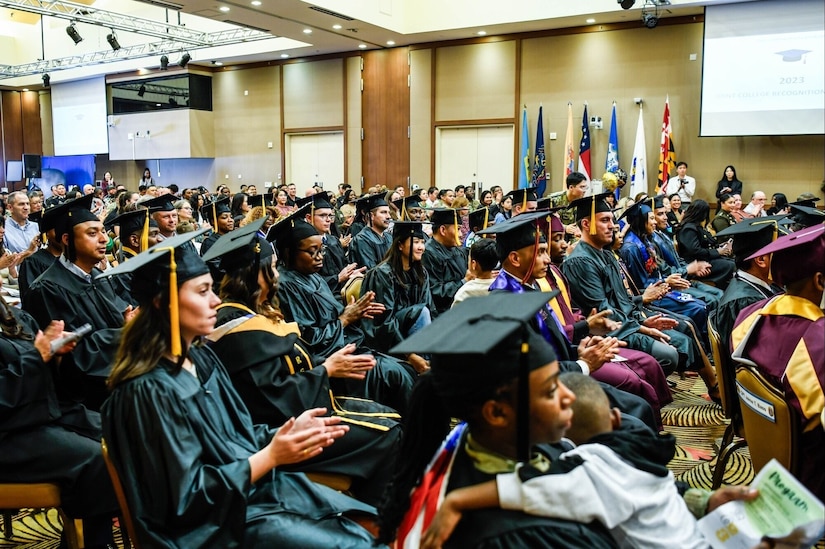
[662,161,695,205]
[493,194,513,224]
[710,193,737,234]
[742,191,768,218]
[731,224,825,500]
[464,206,495,247]
[203,220,401,506]
[16,208,62,299]
[379,293,619,548]
[674,200,735,290]
[421,373,759,549]
[100,230,384,548]
[349,194,393,269]
[422,209,469,316]
[109,209,160,261]
[766,192,789,216]
[358,221,435,375]
[272,210,419,414]
[715,165,743,207]
[0,299,119,549]
[451,238,498,307]
[198,197,234,285]
[549,172,589,242]
[788,203,825,230]
[508,187,538,217]
[4,191,40,255]
[712,218,784,339]
[666,193,684,228]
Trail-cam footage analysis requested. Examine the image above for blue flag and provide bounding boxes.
[605,102,620,200]
[519,107,530,189]
[532,106,547,197]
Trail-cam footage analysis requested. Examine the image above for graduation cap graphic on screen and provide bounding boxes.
[775,49,810,63]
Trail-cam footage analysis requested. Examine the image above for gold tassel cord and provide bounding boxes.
[167,251,181,357]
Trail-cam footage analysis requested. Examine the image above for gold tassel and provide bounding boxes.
[141,210,149,251]
[483,208,489,230]
[168,251,181,357]
[454,211,461,246]
[590,197,597,235]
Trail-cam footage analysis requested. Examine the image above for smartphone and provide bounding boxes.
[50,323,93,354]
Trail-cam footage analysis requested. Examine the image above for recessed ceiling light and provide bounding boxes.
[477,30,487,36]
[280,53,289,58]
[386,40,395,45]
[251,0,261,5]
[156,103,161,106]
[214,61,223,66]
[586,18,596,23]
[358,44,367,49]
[22,88,29,91]
[332,24,342,30]
[303,28,312,34]
[219,6,230,12]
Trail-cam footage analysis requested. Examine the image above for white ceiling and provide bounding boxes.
[0,0,755,87]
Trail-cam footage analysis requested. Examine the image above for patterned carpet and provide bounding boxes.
[1,373,820,547]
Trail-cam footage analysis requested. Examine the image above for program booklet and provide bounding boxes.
[698,459,825,549]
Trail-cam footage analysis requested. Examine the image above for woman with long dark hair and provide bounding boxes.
[675,200,735,289]
[100,231,384,548]
[230,192,249,226]
[203,220,401,506]
[715,165,743,204]
[766,192,789,216]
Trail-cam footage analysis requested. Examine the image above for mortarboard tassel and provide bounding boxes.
[167,250,182,357]
[590,197,597,235]
[141,210,149,252]
[483,208,489,231]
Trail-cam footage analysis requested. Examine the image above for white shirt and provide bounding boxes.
[742,202,767,217]
[663,176,696,203]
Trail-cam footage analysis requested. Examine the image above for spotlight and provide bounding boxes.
[66,23,83,45]
[179,52,191,68]
[160,55,169,70]
[642,12,659,28]
[138,84,146,97]
[106,31,121,51]
[168,97,178,106]
[619,0,635,9]
[42,73,50,88]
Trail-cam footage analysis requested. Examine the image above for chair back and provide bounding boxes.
[735,365,800,475]
[708,318,740,421]
[0,483,81,549]
[101,439,141,549]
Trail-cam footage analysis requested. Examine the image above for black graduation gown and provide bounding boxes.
[277,268,417,414]
[443,431,617,549]
[712,273,781,342]
[209,303,402,506]
[674,222,735,289]
[360,262,435,353]
[422,238,468,316]
[23,259,129,409]
[16,248,58,301]
[0,308,117,521]
[349,227,391,269]
[101,345,383,549]
[650,230,723,310]
[319,233,348,297]
[199,231,223,287]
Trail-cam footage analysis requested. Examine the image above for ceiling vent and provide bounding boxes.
[308,6,354,21]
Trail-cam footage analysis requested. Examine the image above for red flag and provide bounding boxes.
[657,96,676,194]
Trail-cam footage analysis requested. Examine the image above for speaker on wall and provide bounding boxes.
[23,154,42,179]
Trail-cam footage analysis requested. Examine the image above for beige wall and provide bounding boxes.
[410,49,433,191]
[282,58,344,129]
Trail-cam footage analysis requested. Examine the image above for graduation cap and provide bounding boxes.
[141,195,175,212]
[392,195,424,220]
[200,197,231,224]
[789,203,825,228]
[49,194,97,238]
[507,187,539,212]
[468,207,494,232]
[478,211,552,283]
[391,221,426,242]
[202,217,273,273]
[98,228,210,357]
[746,224,824,287]
[247,194,273,211]
[792,193,820,208]
[568,192,613,235]
[652,195,667,209]
[355,193,388,213]
[110,209,156,253]
[617,196,654,222]
[775,49,810,62]
[296,192,334,211]
[716,217,783,260]
[391,292,559,462]
[265,204,317,260]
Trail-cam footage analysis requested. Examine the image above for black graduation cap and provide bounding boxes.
[296,192,334,211]
[429,208,459,228]
[49,194,97,237]
[201,217,273,272]
[97,228,210,357]
[468,207,494,232]
[508,187,539,211]
[201,197,231,224]
[110,209,156,252]
[775,49,810,62]
[568,192,613,235]
[247,194,273,210]
[141,195,176,212]
[791,194,820,208]
[265,204,317,261]
[29,210,43,226]
[392,195,424,220]
[478,211,550,256]
[789,204,825,228]
[746,224,825,287]
[716,217,782,260]
[652,195,667,209]
[390,221,426,242]
[391,291,559,462]
[355,193,388,213]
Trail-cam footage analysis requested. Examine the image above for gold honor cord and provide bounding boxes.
[153,246,182,357]
[483,208,489,230]
[140,211,149,252]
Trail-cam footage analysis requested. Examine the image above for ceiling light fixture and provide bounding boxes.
[219,6,230,12]
[251,0,261,5]
[42,74,50,87]
[642,11,658,28]
[303,28,312,34]
[160,55,169,70]
[332,24,342,30]
[66,23,83,45]
[22,88,29,92]
[280,53,289,58]
[386,40,395,45]
[619,0,636,9]
[358,44,367,49]
[586,18,596,24]
[137,84,146,97]
[477,31,487,36]
[106,31,121,51]
[179,52,191,68]
[213,61,223,66]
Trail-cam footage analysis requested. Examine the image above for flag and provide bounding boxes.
[518,107,530,189]
[532,105,547,197]
[630,104,647,199]
[605,102,621,200]
[577,103,591,181]
[563,102,575,186]
[396,423,467,548]
[657,96,676,195]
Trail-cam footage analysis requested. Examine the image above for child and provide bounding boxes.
[450,238,498,307]
[422,373,750,549]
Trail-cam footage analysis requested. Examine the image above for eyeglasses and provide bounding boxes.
[314,213,334,219]
[297,245,327,259]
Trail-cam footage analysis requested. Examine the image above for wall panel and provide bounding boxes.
[282,59,344,129]
[409,48,432,190]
